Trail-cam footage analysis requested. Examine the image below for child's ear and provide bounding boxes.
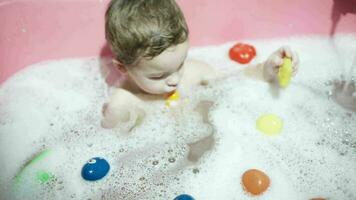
[112,59,127,73]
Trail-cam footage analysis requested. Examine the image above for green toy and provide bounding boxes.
[14,150,54,185]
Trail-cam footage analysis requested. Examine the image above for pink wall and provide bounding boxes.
[1,0,356,84]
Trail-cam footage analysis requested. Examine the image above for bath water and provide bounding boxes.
[0,34,356,200]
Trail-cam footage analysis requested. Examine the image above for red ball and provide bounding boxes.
[229,43,256,64]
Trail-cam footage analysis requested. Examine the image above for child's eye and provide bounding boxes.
[149,75,165,80]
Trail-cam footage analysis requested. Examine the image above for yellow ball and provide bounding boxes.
[278,57,293,88]
[256,114,283,136]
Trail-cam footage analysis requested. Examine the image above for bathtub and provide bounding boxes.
[1,0,356,84]
[1,0,356,200]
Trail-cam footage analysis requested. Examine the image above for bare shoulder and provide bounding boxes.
[108,88,143,107]
[102,88,144,129]
[179,59,217,90]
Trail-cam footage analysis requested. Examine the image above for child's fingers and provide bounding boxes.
[267,55,282,74]
[271,54,283,66]
[291,51,299,77]
[291,51,299,67]
[283,46,292,58]
[275,47,284,57]
[276,46,292,58]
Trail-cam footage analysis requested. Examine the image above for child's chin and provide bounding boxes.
[165,88,177,95]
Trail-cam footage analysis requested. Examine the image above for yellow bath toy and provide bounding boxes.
[278,57,293,88]
[166,91,180,107]
[256,114,283,136]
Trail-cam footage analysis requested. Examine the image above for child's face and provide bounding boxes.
[127,40,189,95]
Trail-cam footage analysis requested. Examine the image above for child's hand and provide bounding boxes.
[263,46,299,81]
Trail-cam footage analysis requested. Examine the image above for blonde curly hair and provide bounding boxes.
[105,0,189,66]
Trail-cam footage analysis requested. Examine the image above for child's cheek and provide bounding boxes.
[147,80,164,93]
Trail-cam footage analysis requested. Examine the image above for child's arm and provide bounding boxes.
[203,46,299,83]
[101,88,145,131]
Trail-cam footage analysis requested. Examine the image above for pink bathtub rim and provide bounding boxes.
[1,0,356,84]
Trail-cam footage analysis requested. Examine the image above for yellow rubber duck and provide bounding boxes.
[166,91,180,107]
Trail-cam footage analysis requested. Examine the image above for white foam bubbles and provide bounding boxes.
[1,34,356,200]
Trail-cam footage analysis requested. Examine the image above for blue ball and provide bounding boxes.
[81,157,110,181]
[174,194,195,200]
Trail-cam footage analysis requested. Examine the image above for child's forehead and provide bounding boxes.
[137,56,174,73]
[137,41,189,72]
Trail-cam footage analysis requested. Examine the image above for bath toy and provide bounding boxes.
[174,194,195,200]
[11,149,56,199]
[278,57,293,88]
[229,43,256,64]
[36,170,54,184]
[166,90,180,107]
[242,169,270,195]
[81,157,110,181]
[256,114,283,136]
[15,150,54,184]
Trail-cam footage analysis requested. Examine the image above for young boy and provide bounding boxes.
[101,0,299,130]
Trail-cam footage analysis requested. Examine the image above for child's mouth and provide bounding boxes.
[165,90,176,98]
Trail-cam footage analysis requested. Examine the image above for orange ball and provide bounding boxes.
[242,169,270,195]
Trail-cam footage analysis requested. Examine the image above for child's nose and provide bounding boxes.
[166,73,179,86]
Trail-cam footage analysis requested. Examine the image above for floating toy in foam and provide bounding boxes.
[15,149,55,185]
[278,57,293,88]
[256,114,283,136]
[35,170,54,184]
[174,194,195,200]
[166,90,180,107]
[81,157,110,181]
[229,43,256,64]
[242,169,270,195]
